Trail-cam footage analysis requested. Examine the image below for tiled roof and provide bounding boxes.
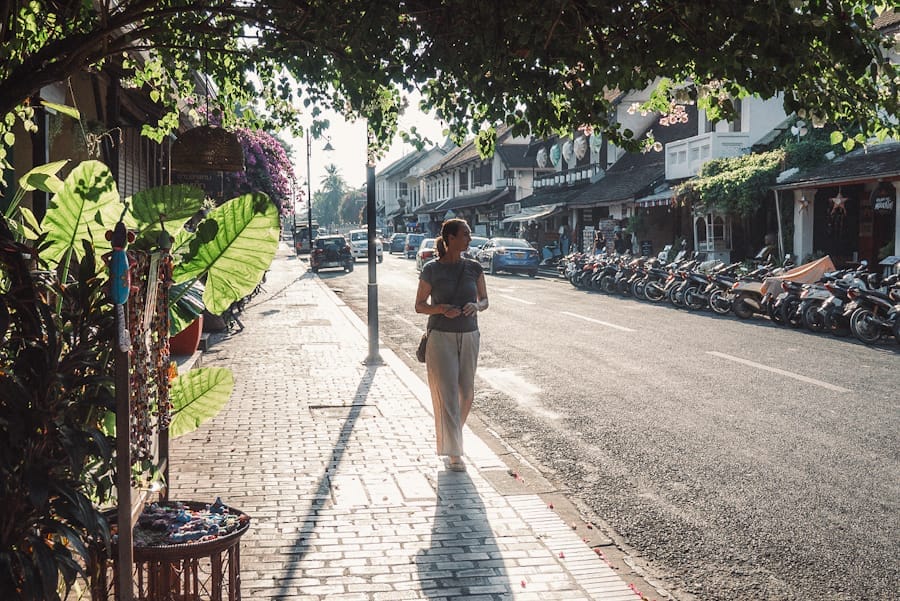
[874,8,899,30]
[772,141,900,190]
[422,125,518,175]
[534,107,697,207]
[441,189,513,212]
[378,150,429,179]
[519,183,593,208]
[413,199,449,215]
[571,162,664,206]
[495,144,535,169]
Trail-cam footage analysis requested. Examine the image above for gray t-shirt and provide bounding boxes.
[420,258,483,332]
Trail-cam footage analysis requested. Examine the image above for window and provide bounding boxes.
[459,170,468,191]
[729,99,742,132]
[398,181,408,196]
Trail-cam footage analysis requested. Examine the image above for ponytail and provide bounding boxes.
[435,236,447,258]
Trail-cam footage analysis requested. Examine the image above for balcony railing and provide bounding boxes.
[665,132,750,180]
[534,163,603,189]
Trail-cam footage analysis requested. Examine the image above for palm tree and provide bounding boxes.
[314,164,346,226]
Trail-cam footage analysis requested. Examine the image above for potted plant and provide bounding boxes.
[10,158,280,436]
[0,230,116,601]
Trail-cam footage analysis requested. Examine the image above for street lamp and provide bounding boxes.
[364,124,383,365]
[306,134,334,252]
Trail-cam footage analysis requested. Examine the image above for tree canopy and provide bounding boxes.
[1,1,897,166]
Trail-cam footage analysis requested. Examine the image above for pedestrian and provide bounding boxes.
[559,224,570,255]
[414,218,489,472]
[593,230,606,255]
[614,230,628,254]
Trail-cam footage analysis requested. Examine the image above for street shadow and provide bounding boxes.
[416,470,510,598]
[270,365,377,599]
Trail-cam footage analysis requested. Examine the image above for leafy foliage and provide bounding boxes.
[171,192,280,315]
[675,131,847,217]
[0,236,115,601]
[676,150,786,217]
[223,129,296,215]
[0,1,897,180]
[168,367,235,438]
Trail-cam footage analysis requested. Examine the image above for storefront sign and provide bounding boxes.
[871,183,895,214]
[504,202,521,216]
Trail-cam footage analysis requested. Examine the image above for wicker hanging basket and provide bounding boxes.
[171,125,244,173]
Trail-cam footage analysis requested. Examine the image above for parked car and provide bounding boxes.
[416,238,437,272]
[464,236,490,259]
[405,233,426,258]
[310,235,354,273]
[388,233,407,254]
[347,228,383,262]
[476,237,540,277]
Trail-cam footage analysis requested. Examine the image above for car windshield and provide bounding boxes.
[317,238,344,250]
[469,236,489,249]
[349,231,367,241]
[420,239,435,249]
[493,238,533,249]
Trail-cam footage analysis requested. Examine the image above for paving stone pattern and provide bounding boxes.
[169,245,637,601]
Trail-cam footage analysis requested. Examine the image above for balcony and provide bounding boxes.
[665,132,750,180]
[534,163,603,189]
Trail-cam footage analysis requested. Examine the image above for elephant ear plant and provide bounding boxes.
[0,160,279,597]
[14,160,280,437]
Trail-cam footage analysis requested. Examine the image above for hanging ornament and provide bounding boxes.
[798,196,810,214]
[536,147,549,168]
[829,188,848,217]
[562,140,575,165]
[574,136,588,160]
[590,133,603,154]
[549,143,562,168]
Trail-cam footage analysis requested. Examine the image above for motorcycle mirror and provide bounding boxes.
[859,260,868,267]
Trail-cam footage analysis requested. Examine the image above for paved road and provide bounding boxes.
[318,253,900,601]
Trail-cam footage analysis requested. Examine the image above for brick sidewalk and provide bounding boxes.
[169,244,637,600]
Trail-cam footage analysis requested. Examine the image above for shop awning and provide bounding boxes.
[635,188,676,207]
[501,203,563,223]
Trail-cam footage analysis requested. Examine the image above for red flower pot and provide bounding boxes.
[169,316,203,356]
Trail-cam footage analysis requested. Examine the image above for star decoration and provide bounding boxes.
[829,189,847,217]
[798,196,810,214]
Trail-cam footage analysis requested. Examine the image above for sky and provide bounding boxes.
[285,96,448,208]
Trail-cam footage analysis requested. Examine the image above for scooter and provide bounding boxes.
[845,274,900,345]
[730,256,793,320]
[540,241,564,267]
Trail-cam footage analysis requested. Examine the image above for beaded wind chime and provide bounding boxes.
[118,235,174,483]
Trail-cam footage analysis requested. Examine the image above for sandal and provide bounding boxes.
[446,458,467,472]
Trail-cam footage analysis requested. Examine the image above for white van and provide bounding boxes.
[347,229,383,262]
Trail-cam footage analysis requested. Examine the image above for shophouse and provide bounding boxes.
[414,126,544,237]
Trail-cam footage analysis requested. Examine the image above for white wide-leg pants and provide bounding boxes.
[425,329,480,456]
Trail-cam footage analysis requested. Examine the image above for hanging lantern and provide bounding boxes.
[170,125,244,173]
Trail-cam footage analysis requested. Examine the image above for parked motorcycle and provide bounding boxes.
[730,262,783,320]
[846,274,900,345]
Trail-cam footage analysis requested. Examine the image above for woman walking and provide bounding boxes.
[415,218,489,471]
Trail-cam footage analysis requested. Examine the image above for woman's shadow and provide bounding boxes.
[416,469,511,597]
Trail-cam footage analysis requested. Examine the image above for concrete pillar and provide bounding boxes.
[792,189,814,263]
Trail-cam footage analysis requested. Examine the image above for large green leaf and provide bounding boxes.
[18,159,69,194]
[128,184,206,248]
[168,367,234,438]
[40,161,127,268]
[172,193,279,314]
[169,280,205,336]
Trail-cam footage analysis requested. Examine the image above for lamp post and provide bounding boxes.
[305,134,333,253]
[364,124,383,365]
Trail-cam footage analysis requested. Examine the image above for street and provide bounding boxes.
[314,252,899,601]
